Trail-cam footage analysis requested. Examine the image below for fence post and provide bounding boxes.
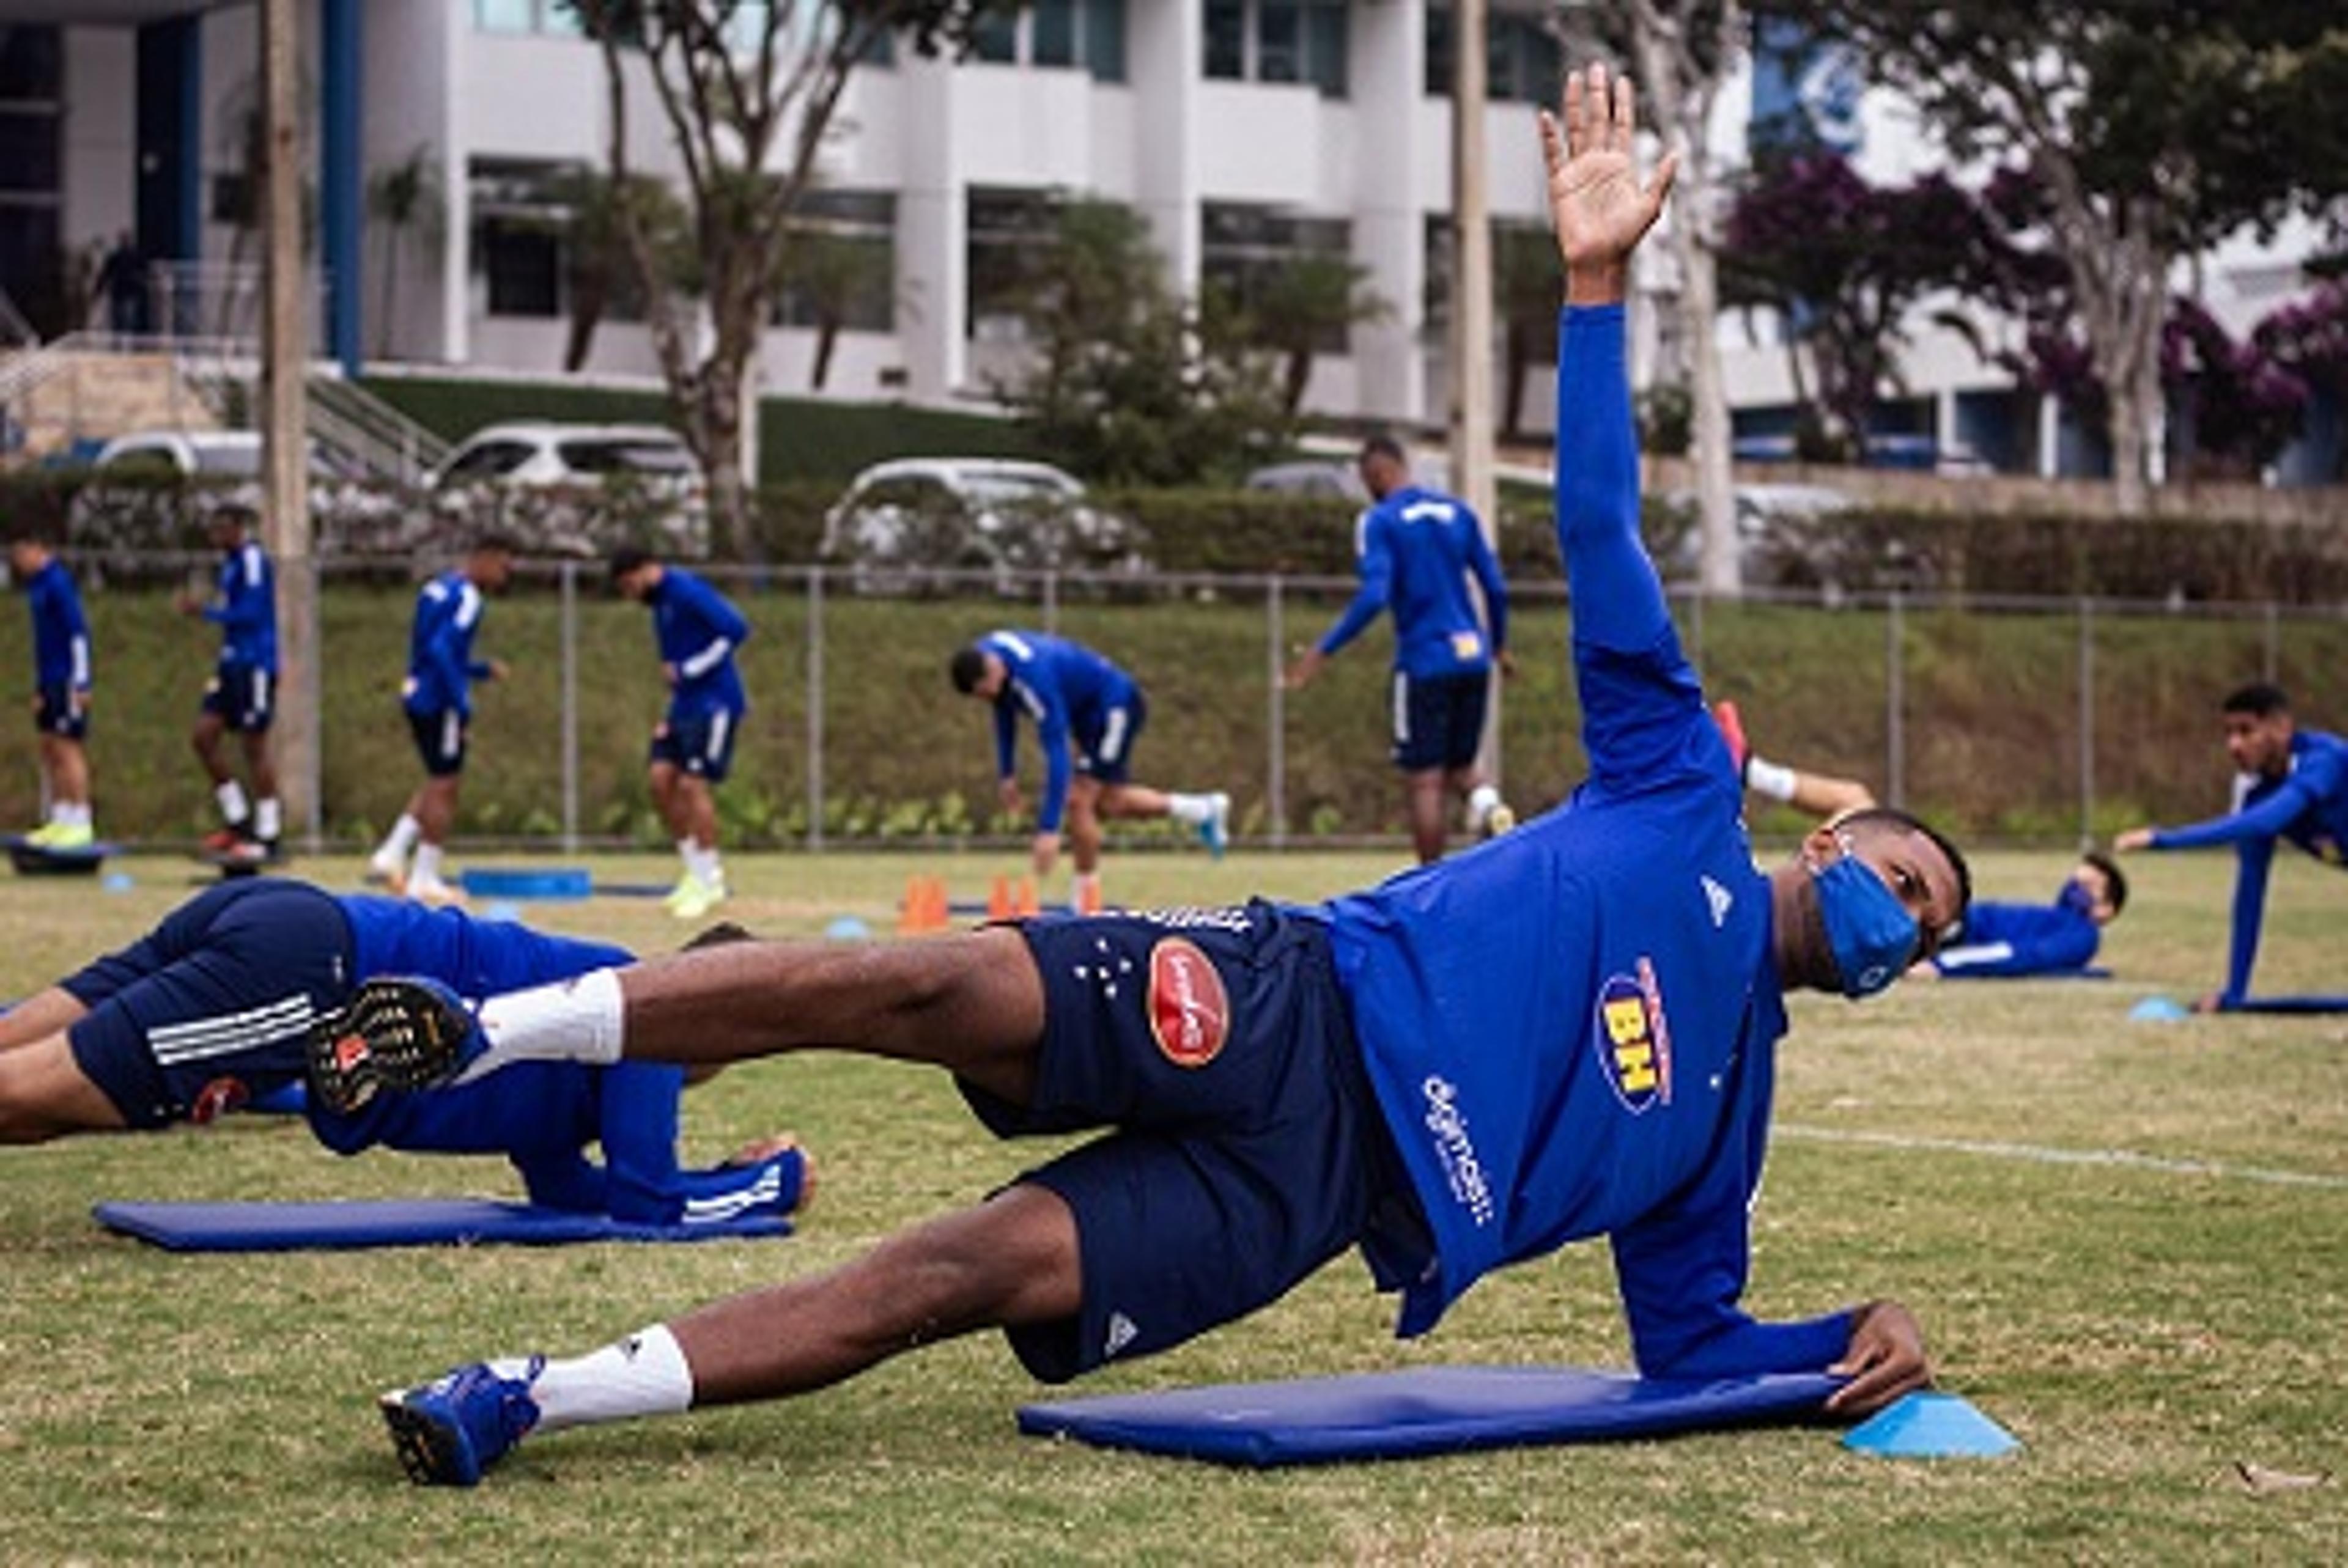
[2078,596,2095,850]
[559,559,578,853]
[1267,575,1287,848]
[806,567,825,850]
[1885,591,1905,811]
[1042,569,1058,633]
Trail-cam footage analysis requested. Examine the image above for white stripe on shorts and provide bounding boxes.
[147,993,316,1066]
[1391,672,1412,746]
[1097,705,1129,767]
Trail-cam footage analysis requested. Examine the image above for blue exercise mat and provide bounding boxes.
[1017,1366,1842,1467]
[94,1198,789,1253]
[459,867,593,901]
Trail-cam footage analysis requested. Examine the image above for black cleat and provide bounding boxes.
[305,977,482,1115]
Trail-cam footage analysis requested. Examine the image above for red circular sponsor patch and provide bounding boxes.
[1147,937,1230,1068]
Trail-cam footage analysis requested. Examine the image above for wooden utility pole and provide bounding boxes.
[260,0,317,842]
[1450,0,1501,786]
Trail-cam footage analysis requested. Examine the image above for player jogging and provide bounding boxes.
[339,68,1970,1488]
[179,502,282,860]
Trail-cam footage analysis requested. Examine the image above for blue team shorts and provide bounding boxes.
[967,899,1409,1383]
[406,707,468,777]
[1390,669,1489,772]
[649,701,743,782]
[64,878,355,1130]
[201,663,275,732]
[1073,688,1146,786]
[34,684,87,740]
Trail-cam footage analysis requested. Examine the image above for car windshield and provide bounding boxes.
[558,439,695,476]
[193,444,263,477]
[960,471,1073,502]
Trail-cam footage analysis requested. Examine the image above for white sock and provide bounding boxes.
[687,843,723,889]
[1745,757,1798,803]
[1466,783,1501,829]
[379,814,421,861]
[674,839,696,880]
[495,1323,694,1435]
[1165,792,1214,825]
[65,802,91,828]
[215,780,250,825]
[410,842,445,887]
[254,797,281,840]
[465,967,627,1077]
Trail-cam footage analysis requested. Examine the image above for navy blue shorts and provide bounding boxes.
[1072,688,1146,786]
[649,701,742,782]
[35,685,87,740]
[201,663,275,732]
[64,879,355,1130]
[407,707,467,777]
[1390,669,1488,771]
[969,899,1405,1383]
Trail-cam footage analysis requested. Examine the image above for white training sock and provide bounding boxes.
[686,842,724,889]
[410,842,445,887]
[1745,757,1799,803]
[254,797,281,841]
[215,780,250,825]
[467,968,627,1077]
[1165,792,1214,825]
[63,802,91,828]
[498,1324,695,1435]
[380,813,422,861]
[1466,782,1501,829]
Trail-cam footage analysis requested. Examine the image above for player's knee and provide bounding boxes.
[861,1193,1076,1341]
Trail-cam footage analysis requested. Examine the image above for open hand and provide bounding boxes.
[1538,62,1678,296]
[2112,827,2154,853]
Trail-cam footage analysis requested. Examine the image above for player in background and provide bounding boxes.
[612,548,750,921]
[2116,683,2346,1010]
[178,502,282,860]
[9,529,95,848]
[1285,435,1513,863]
[369,537,517,905]
[950,630,1229,914]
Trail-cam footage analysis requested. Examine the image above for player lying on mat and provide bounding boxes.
[0,880,807,1230]
[1713,703,2127,980]
[332,67,1970,1487]
[2115,683,2345,1011]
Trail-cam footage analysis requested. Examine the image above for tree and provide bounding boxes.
[366,145,440,361]
[2163,299,2309,479]
[564,0,1003,554]
[997,199,1291,487]
[2254,282,2348,480]
[550,169,690,374]
[1242,255,1388,418]
[779,226,874,393]
[1785,1,2348,512]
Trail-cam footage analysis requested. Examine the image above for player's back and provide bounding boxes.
[1368,488,1495,676]
[2286,728,2348,859]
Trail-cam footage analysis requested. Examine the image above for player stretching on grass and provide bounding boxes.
[2115,683,2345,1010]
[178,503,282,861]
[0,881,808,1231]
[950,630,1230,913]
[340,66,1966,1487]
[1285,436,1514,862]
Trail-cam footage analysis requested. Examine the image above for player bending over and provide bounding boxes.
[338,66,1968,1488]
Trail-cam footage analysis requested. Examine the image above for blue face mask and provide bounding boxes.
[1811,837,1922,998]
[2056,878,2096,917]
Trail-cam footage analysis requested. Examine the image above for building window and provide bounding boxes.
[967,187,1061,343]
[775,190,897,334]
[1034,0,1077,67]
[971,10,1019,62]
[971,0,1123,81]
[473,0,540,33]
[0,23,62,102]
[0,108,57,195]
[1201,0,1345,97]
[1084,0,1128,84]
[1426,9,1559,102]
[1203,202,1353,351]
[470,159,573,319]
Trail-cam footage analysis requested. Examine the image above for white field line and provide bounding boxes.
[1776,1123,2348,1192]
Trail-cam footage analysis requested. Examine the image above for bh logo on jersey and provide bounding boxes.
[1594,957,1675,1113]
[1148,937,1230,1067]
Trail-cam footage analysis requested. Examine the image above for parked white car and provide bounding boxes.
[821,457,1142,592]
[429,422,708,555]
[68,429,405,553]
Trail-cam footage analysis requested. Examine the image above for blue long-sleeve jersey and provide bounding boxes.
[204,540,277,671]
[980,629,1139,834]
[1931,889,2100,978]
[312,898,789,1224]
[647,566,749,711]
[2148,729,2347,1003]
[1313,306,1851,1381]
[1314,485,1508,679]
[24,558,91,693]
[402,570,493,716]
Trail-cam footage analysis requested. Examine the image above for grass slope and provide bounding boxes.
[0,848,2342,1560]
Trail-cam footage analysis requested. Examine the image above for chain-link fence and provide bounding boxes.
[6,554,2343,851]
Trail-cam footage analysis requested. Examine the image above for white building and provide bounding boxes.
[4,1,2336,480]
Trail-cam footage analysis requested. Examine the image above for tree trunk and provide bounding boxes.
[1502,320,1530,438]
[564,274,606,374]
[811,315,840,392]
[375,224,399,360]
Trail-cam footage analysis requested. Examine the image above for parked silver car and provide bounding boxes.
[820,457,1142,593]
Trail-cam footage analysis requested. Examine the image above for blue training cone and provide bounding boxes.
[1842,1392,2019,1459]
[2129,995,2190,1023]
[824,915,873,941]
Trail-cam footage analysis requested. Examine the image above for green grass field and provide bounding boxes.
[1,847,2342,1561]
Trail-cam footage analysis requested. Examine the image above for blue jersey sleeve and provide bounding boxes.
[1316,512,1394,657]
[1609,1191,1856,1379]
[1933,907,2099,978]
[2151,776,2324,852]
[2220,836,2275,1006]
[1556,305,1710,793]
[1032,691,1074,833]
[992,696,1019,783]
[1465,513,1508,655]
[673,573,751,679]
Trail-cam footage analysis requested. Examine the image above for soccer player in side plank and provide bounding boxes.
[347,66,1969,1487]
[2115,683,2346,1010]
